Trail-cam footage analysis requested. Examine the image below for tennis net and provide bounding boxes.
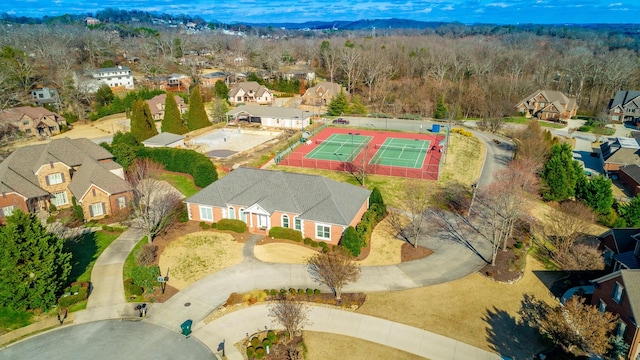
[316,139,368,147]
[374,144,429,153]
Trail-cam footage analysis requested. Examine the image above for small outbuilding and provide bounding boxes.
[142,132,185,148]
[226,105,311,130]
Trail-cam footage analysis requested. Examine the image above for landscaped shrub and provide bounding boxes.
[216,219,247,233]
[279,288,287,296]
[451,128,473,137]
[71,197,84,222]
[340,226,364,257]
[255,347,265,359]
[250,337,260,347]
[124,278,143,296]
[306,288,313,295]
[270,289,278,296]
[267,330,276,342]
[199,221,211,230]
[130,265,160,293]
[297,289,304,295]
[58,286,89,308]
[135,244,157,266]
[314,289,321,295]
[137,147,218,188]
[268,227,303,242]
[177,204,189,223]
[246,346,254,358]
[289,288,296,295]
[309,240,319,248]
[262,338,272,348]
[303,238,312,245]
[319,242,329,252]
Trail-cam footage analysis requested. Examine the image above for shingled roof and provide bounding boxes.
[600,138,640,166]
[186,168,371,226]
[0,138,129,200]
[228,81,272,98]
[609,90,640,109]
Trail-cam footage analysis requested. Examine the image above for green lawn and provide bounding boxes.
[0,307,33,331]
[154,172,200,197]
[64,230,121,284]
[504,117,565,129]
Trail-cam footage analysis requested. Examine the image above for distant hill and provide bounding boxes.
[235,18,448,30]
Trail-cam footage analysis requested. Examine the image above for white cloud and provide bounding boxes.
[486,2,510,8]
[441,5,454,11]
[608,2,622,6]
[419,7,433,14]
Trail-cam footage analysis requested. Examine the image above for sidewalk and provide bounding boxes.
[74,227,145,324]
[193,304,502,360]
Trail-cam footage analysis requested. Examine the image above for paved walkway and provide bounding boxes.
[74,227,146,324]
[194,304,502,360]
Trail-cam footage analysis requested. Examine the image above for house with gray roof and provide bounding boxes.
[600,137,640,175]
[591,269,640,360]
[226,105,311,129]
[0,138,132,223]
[515,90,578,121]
[228,81,273,105]
[142,132,185,148]
[184,167,371,245]
[302,81,343,107]
[608,90,640,123]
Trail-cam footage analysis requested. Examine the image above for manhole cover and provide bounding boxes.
[184,302,191,307]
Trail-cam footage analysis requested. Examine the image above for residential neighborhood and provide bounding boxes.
[1,7,640,360]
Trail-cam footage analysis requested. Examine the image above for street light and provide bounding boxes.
[348,132,360,162]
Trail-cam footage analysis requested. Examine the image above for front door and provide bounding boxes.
[258,214,268,229]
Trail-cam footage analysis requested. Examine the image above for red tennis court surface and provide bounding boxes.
[278,128,445,180]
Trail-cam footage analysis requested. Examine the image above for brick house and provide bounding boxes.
[302,81,343,107]
[591,269,640,360]
[145,94,188,121]
[619,165,640,197]
[608,90,640,124]
[600,138,640,175]
[0,138,132,223]
[597,228,640,271]
[0,106,67,138]
[228,81,273,105]
[515,90,578,121]
[184,168,371,245]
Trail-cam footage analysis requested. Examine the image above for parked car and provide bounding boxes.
[332,118,349,124]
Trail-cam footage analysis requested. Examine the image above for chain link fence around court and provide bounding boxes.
[275,123,327,164]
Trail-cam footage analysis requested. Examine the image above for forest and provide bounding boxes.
[0,14,639,123]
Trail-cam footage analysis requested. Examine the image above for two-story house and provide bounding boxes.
[90,66,134,90]
[515,90,578,121]
[302,82,343,106]
[599,138,640,175]
[145,94,188,121]
[228,81,273,105]
[608,90,640,124]
[31,87,61,108]
[591,269,640,360]
[597,228,640,271]
[0,106,66,138]
[0,138,132,223]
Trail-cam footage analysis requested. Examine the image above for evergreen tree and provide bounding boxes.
[130,99,158,142]
[213,80,229,99]
[369,187,384,206]
[619,195,640,227]
[541,143,582,201]
[210,98,229,124]
[339,226,364,257]
[576,175,614,215]
[350,95,367,115]
[327,90,349,116]
[95,83,115,107]
[434,95,448,119]
[0,210,71,310]
[186,85,210,131]
[161,92,188,134]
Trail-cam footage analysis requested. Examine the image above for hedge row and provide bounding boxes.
[268,227,303,242]
[216,219,247,233]
[58,282,89,308]
[340,188,387,257]
[137,147,218,187]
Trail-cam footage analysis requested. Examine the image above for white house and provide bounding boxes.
[90,66,135,90]
[226,105,310,129]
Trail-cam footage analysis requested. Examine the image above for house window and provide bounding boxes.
[612,282,624,304]
[228,206,235,219]
[316,224,330,240]
[23,120,30,126]
[616,321,627,338]
[294,217,301,231]
[199,206,213,222]
[236,96,242,102]
[47,173,64,185]
[603,248,614,266]
[282,214,289,228]
[89,203,105,217]
[612,115,620,121]
[598,299,607,313]
[51,191,69,207]
[117,196,126,209]
[614,108,620,113]
[239,208,247,222]
[1,205,14,217]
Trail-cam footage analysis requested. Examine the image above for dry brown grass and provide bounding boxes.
[253,242,317,264]
[303,331,427,360]
[158,231,244,290]
[357,255,561,359]
[439,133,485,187]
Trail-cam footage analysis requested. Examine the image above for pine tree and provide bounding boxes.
[95,83,115,107]
[576,175,614,215]
[339,226,364,257]
[213,80,229,99]
[161,92,188,134]
[0,210,71,310]
[541,143,582,201]
[327,90,349,116]
[186,85,210,131]
[130,99,158,142]
[434,95,448,119]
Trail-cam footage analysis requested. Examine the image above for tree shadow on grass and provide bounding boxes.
[63,232,99,284]
[483,306,549,360]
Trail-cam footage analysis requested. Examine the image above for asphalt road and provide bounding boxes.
[0,320,212,360]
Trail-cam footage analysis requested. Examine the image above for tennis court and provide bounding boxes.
[370,138,431,169]
[305,133,373,162]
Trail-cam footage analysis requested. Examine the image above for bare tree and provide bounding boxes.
[306,248,360,301]
[542,201,596,258]
[386,180,431,248]
[554,244,604,271]
[268,296,310,340]
[126,159,184,243]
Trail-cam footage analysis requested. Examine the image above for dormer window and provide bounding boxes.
[46,172,64,185]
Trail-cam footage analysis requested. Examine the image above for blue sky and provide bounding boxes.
[1,0,638,24]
